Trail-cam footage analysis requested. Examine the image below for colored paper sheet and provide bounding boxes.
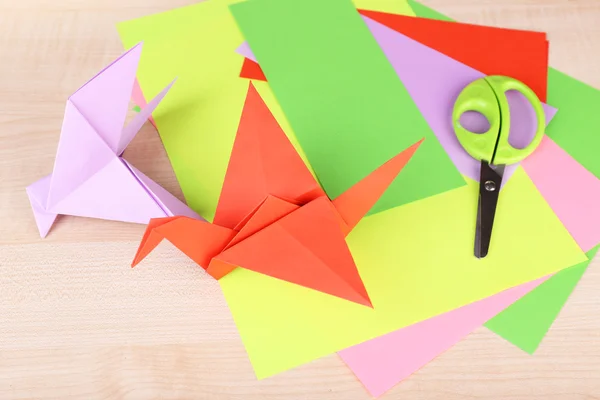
[522,137,600,252]
[338,277,548,398]
[485,246,599,353]
[407,0,452,21]
[546,69,600,179]
[220,167,585,378]
[236,16,556,184]
[240,58,266,81]
[118,0,414,221]
[353,0,414,15]
[230,0,465,213]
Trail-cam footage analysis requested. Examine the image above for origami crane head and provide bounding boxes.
[26,43,200,238]
[132,83,423,307]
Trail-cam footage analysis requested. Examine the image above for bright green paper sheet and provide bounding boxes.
[230,0,465,213]
[117,0,415,221]
[220,169,585,378]
[485,246,599,353]
[410,0,600,354]
[407,0,452,22]
[545,70,600,179]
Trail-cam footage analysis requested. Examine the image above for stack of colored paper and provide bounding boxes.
[29,0,600,397]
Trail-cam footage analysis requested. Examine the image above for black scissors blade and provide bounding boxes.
[475,160,505,258]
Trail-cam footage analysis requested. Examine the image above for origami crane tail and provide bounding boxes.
[26,175,59,238]
[132,216,236,270]
[333,138,424,234]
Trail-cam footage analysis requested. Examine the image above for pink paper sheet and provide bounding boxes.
[523,136,600,252]
[338,277,548,397]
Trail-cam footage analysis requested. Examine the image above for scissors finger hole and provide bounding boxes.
[459,111,490,134]
[506,90,538,150]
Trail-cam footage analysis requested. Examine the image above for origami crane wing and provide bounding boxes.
[213,83,326,229]
[26,43,199,238]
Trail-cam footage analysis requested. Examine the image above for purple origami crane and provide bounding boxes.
[26,43,200,238]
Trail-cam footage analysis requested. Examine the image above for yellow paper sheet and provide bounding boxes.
[117,0,413,221]
[220,168,585,378]
[353,0,415,14]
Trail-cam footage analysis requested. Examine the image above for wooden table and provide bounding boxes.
[1,0,599,398]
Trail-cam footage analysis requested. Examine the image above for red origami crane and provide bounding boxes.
[132,83,423,307]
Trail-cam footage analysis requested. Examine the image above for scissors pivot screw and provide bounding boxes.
[484,180,496,192]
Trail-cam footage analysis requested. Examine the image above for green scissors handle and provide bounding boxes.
[452,75,545,165]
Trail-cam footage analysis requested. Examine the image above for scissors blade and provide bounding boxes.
[475,160,505,258]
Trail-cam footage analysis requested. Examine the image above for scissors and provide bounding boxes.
[452,75,545,258]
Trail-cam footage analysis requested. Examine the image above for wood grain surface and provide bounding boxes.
[1,0,599,398]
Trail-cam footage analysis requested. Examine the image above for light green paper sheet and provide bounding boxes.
[118,0,415,221]
[546,70,600,179]
[407,0,452,22]
[230,0,465,213]
[485,246,599,354]
[220,168,585,378]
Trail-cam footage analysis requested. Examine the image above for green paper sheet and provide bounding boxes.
[230,0,465,213]
[410,0,600,353]
[485,246,599,353]
[118,0,415,221]
[407,0,453,21]
[220,168,585,378]
[546,70,600,179]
